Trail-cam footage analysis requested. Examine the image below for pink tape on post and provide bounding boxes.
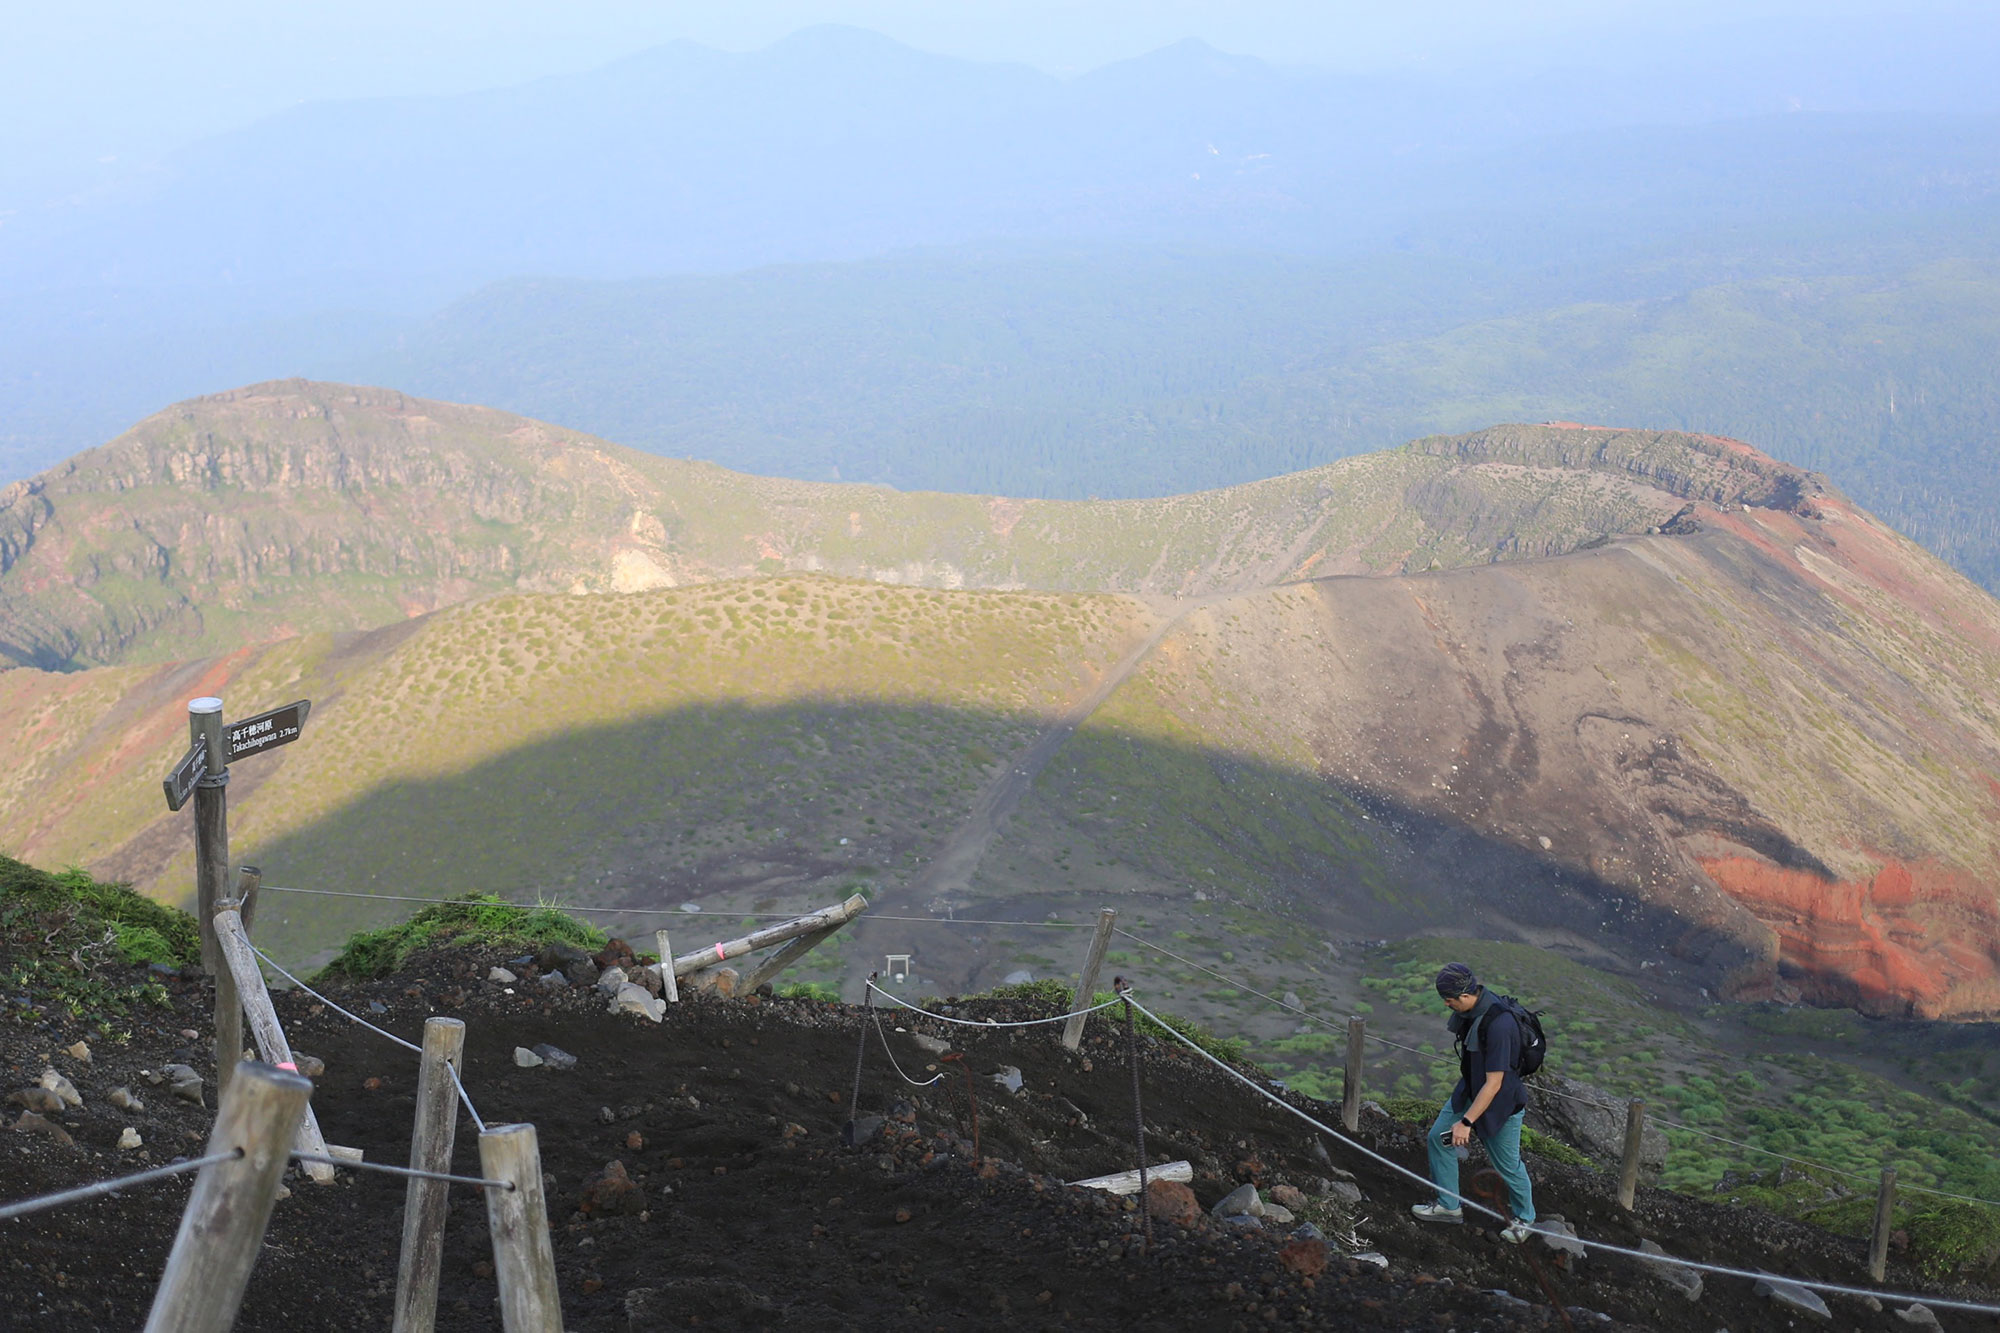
[714,942,727,961]
[277,1061,298,1072]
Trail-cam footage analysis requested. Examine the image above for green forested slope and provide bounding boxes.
[348,248,2000,589]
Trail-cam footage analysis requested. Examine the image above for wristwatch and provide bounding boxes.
[1459,1117,1475,1129]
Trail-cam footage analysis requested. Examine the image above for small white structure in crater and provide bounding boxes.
[884,953,913,983]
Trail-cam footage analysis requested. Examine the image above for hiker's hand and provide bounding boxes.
[1449,1122,1472,1148]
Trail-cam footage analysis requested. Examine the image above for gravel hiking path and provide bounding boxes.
[5,949,1994,1331]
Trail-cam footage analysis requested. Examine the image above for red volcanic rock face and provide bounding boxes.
[1700,855,2000,1019]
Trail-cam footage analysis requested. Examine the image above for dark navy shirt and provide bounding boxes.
[1449,992,1529,1139]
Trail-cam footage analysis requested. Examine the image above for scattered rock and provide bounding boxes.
[161,1065,204,1106]
[1636,1239,1702,1301]
[368,1000,388,1014]
[12,1111,74,1147]
[117,1127,143,1151]
[627,1131,645,1150]
[1290,1222,1325,1242]
[1268,1183,1308,1211]
[578,1160,645,1216]
[1145,1179,1201,1227]
[64,1041,90,1064]
[487,966,517,984]
[107,1087,143,1113]
[842,1116,885,1146]
[1348,1251,1389,1271]
[593,938,638,971]
[1219,1213,1264,1234]
[1532,1219,1588,1262]
[1754,1274,1832,1322]
[1212,1183,1264,1219]
[610,983,666,1023]
[1002,970,1034,985]
[595,966,628,997]
[293,1054,326,1079]
[1323,1180,1364,1208]
[691,966,740,998]
[1277,1237,1329,1278]
[1897,1304,1943,1330]
[910,1034,951,1055]
[1262,1203,1296,1225]
[531,1044,577,1071]
[38,1069,82,1108]
[9,1087,64,1115]
[635,966,666,998]
[538,971,568,988]
[513,1047,544,1068]
[988,1066,1024,1095]
[537,941,598,987]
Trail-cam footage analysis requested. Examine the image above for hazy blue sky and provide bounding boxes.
[4,0,1986,185]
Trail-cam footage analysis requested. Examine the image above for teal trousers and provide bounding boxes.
[1426,1102,1535,1222]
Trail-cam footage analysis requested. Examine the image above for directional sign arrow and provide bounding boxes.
[224,699,311,761]
[162,742,206,812]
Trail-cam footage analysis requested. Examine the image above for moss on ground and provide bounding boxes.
[317,894,606,981]
[0,854,190,1036]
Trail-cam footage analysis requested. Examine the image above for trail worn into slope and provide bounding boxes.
[896,601,1192,913]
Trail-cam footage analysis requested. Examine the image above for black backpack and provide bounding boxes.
[1461,994,1549,1078]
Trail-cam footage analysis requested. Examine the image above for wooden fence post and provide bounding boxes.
[187,698,242,1101]
[1868,1166,1897,1282]
[1341,1015,1365,1134]
[654,929,679,1003]
[235,865,263,936]
[393,1017,468,1333]
[143,1061,311,1333]
[211,907,335,1182]
[1062,908,1117,1052]
[480,1123,563,1333]
[1617,1099,1646,1210]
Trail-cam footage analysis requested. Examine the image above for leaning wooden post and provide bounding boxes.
[211,906,335,1182]
[393,1017,468,1333]
[1868,1166,1897,1282]
[143,1061,312,1333]
[654,929,679,1004]
[1341,1015,1366,1134]
[480,1123,563,1333]
[1617,1099,1646,1210]
[1062,908,1117,1052]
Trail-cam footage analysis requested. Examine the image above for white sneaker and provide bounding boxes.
[1499,1221,1535,1244]
[1411,1202,1464,1223]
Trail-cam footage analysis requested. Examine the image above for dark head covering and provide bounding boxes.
[1434,962,1479,1000]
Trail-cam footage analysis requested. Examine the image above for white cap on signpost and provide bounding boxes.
[190,697,223,714]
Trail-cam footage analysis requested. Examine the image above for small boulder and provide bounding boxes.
[1002,969,1034,985]
[635,966,665,998]
[1532,1219,1588,1262]
[513,1047,544,1068]
[1896,1304,1943,1331]
[691,966,740,998]
[12,1111,74,1147]
[107,1087,143,1113]
[578,1160,645,1216]
[596,966,628,997]
[1290,1222,1325,1242]
[1145,1178,1201,1227]
[488,966,517,985]
[1262,1203,1296,1225]
[531,1044,577,1071]
[293,1053,326,1079]
[39,1069,82,1108]
[989,1066,1024,1095]
[1278,1237,1329,1278]
[1268,1183,1308,1211]
[593,938,638,971]
[9,1087,64,1115]
[537,941,598,987]
[538,970,568,988]
[842,1116,885,1146]
[117,1127,143,1151]
[1754,1275,1831,1322]
[64,1041,90,1064]
[1219,1213,1264,1234]
[1323,1179,1364,1208]
[910,1034,952,1056]
[162,1065,204,1106]
[1636,1239,1702,1301]
[611,983,665,1023]
[1212,1183,1264,1219]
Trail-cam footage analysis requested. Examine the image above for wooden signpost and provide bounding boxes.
[160,697,310,1102]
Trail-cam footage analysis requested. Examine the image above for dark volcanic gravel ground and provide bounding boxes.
[4,950,1996,1331]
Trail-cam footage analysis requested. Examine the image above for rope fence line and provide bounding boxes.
[249,940,491,1132]
[1113,927,2000,1211]
[1122,996,2000,1318]
[253,884,1996,1210]
[0,1150,241,1224]
[872,1012,946,1088]
[290,1152,513,1191]
[866,981,1121,1029]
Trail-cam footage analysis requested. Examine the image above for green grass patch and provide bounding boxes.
[317,893,605,981]
[0,854,189,1035]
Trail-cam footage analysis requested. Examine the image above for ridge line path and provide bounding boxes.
[889,595,1221,914]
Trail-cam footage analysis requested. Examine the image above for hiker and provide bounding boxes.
[1411,962,1536,1242]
